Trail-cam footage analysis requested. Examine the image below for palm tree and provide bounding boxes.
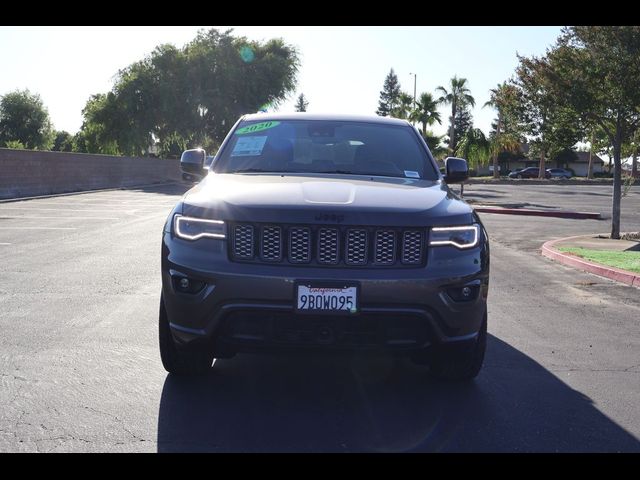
[457,128,490,172]
[436,76,475,154]
[391,92,414,119]
[421,130,448,160]
[409,92,441,136]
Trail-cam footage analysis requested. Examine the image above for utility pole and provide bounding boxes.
[409,73,417,107]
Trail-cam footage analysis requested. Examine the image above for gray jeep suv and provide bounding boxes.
[160,113,490,380]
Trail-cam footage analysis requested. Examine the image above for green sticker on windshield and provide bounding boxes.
[235,121,280,135]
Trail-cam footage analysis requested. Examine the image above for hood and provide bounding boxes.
[180,173,474,227]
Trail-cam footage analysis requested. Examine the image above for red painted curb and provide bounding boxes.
[541,236,640,287]
[474,206,601,219]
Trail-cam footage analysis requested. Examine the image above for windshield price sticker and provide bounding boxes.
[231,136,268,156]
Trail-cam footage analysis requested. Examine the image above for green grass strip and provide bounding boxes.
[557,247,640,273]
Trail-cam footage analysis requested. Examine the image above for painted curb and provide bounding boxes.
[474,206,601,219]
[541,235,640,288]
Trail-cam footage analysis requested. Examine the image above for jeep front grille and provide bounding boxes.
[233,224,254,260]
[317,228,339,265]
[374,230,396,265]
[345,229,368,265]
[289,227,311,263]
[401,231,424,265]
[230,223,426,267]
[260,226,282,261]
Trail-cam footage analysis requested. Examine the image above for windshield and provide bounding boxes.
[213,119,439,180]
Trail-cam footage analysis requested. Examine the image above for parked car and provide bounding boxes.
[546,168,573,179]
[508,167,551,179]
[160,113,490,381]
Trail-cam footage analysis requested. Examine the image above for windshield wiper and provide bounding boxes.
[316,170,356,175]
[228,168,274,174]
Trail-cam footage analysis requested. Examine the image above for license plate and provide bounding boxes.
[296,284,358,314]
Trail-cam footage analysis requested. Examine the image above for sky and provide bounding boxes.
[0,26,563,138]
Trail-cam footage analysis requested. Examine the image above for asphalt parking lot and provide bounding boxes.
[0,182,639,452]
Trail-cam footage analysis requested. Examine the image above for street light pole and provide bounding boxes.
[409,73,417,107]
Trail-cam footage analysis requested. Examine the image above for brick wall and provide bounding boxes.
[0,148,182,199]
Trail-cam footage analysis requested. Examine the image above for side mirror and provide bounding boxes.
[180,148,206,176]
[444,157,469,184]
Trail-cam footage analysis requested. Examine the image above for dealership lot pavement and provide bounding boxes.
[0,183,639,452]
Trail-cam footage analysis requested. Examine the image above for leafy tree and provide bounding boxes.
[452,105,473,154]
[531,26,640,238]
[515,55,582,178]
[436,76,475,154]
[76,94,122,155]
[392,92,414,119]
[484,82,522,177]
[410,92,441,136]
[52,130,74,152]
[376,68,401,117]
[0,89,54,150]
[79,29,299,157]
[294,93,309,112]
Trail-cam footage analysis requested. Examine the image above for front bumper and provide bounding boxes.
[161,230,489,352]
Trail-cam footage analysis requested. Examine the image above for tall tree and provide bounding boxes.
[294,93,309,112]
[0,89,54,150]
[530,26,640,238]
[376,68,401,117]
[409,92,441,136]
[484,82,521,178]
[515,55,582,179]
[453,105,473,153]
[436,76,475,154]
[79,28,299,157]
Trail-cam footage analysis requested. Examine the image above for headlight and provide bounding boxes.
[429,224,479,249]
[174,214,226,241]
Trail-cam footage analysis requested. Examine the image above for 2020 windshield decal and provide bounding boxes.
[235,121,281,135]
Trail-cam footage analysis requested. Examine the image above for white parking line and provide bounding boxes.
[0,216,120,220]
[9,201,175,208]
[0,227,77,230]
[0,207,134,213]
[0,242,11,245]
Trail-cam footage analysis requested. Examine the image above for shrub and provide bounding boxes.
[4,140,25,149]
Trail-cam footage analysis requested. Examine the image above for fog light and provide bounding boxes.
[172,275,206,294]
[446,285,479,302]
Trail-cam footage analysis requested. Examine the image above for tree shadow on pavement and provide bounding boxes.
[121,182,192,197]
[156,335,640,452]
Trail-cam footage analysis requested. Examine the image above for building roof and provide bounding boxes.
[573,151,604,164]
[241,112,412,126]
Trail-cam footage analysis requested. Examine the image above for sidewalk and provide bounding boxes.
[541,234,640,287]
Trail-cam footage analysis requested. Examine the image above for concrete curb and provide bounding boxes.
[0,181,181,204]
[541,235,640,288]
[474,206,601,219]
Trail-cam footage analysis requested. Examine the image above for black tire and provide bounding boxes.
[517,174,522,179]
[159,294,214,375]
[429,313,487,381]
